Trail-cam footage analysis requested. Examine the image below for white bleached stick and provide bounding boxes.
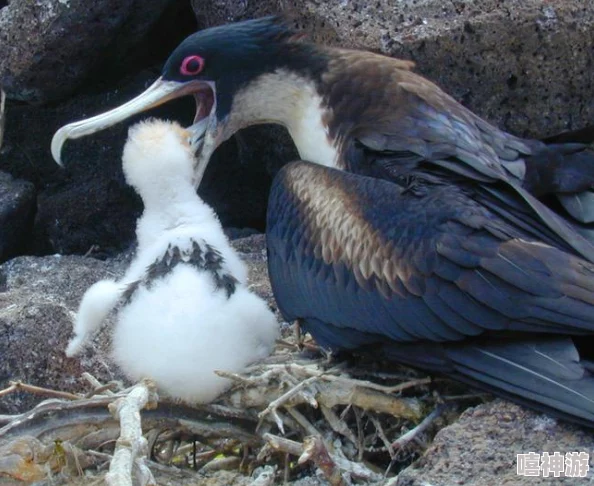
[105,379,159,486]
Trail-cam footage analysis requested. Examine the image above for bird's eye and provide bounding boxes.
[180,55,205,76]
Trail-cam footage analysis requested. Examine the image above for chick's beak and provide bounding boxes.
[187,117,209,152]
[51,77,216,166]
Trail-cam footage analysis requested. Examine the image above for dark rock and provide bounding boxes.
[396,399,594,485]
[0,0,181,103]
[0,171,35,262]
[1,71,163,256]
[32,176,140,257]
[198,124,297,232]
[0,235,275,414]
[0,0,202,256]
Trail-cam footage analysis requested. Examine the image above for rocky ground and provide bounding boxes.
[1,0,594,484]
[1,235,593,485]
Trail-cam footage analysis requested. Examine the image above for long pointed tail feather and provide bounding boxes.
[445,337,594,425]
[377,335,594,427]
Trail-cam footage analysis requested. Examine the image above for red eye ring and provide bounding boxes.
[180,55,205,76]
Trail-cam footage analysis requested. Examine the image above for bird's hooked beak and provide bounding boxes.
[51,76,220,184]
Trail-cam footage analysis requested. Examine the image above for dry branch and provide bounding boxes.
[105,380,158,486]
[299,435,347,486]
[264,433,384,483]
[224,361,425,421]
[0,385,260,482]
[0,381,80,401]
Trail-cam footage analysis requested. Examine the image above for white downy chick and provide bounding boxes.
[66,119,278,403]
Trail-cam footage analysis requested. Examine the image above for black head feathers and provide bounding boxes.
[162,16,309,83]
[161,16,327,120]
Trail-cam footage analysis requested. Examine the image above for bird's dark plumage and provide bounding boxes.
[51,16,594,425]
[317,49,594,248]
[267,161,594,424]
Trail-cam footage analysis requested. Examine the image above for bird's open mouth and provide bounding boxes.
[193,86,214,124]
[50,77,218,166]
[187,84,216,152]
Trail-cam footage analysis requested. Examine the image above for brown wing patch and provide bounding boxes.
[283,163,407,296]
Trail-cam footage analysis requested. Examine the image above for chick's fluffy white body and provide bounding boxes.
[113,262,275,403]
[66,119,278,403]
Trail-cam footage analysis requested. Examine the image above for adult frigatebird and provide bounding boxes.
[52,17,594,425]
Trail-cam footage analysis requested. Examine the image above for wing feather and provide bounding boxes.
[267,162,594,347]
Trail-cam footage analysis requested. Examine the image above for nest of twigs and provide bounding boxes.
[0,328,485,485]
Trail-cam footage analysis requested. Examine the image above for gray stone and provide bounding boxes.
[230,234,277,313]
[396,399,594,486]
[0,253,125,414]
[0,0,176,103]
[0,171,35,262]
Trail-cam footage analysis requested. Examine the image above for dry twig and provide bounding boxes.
[264,433,384,483]
[0,381,80,401]
[391,405,445,451]
[299,435,347,486]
